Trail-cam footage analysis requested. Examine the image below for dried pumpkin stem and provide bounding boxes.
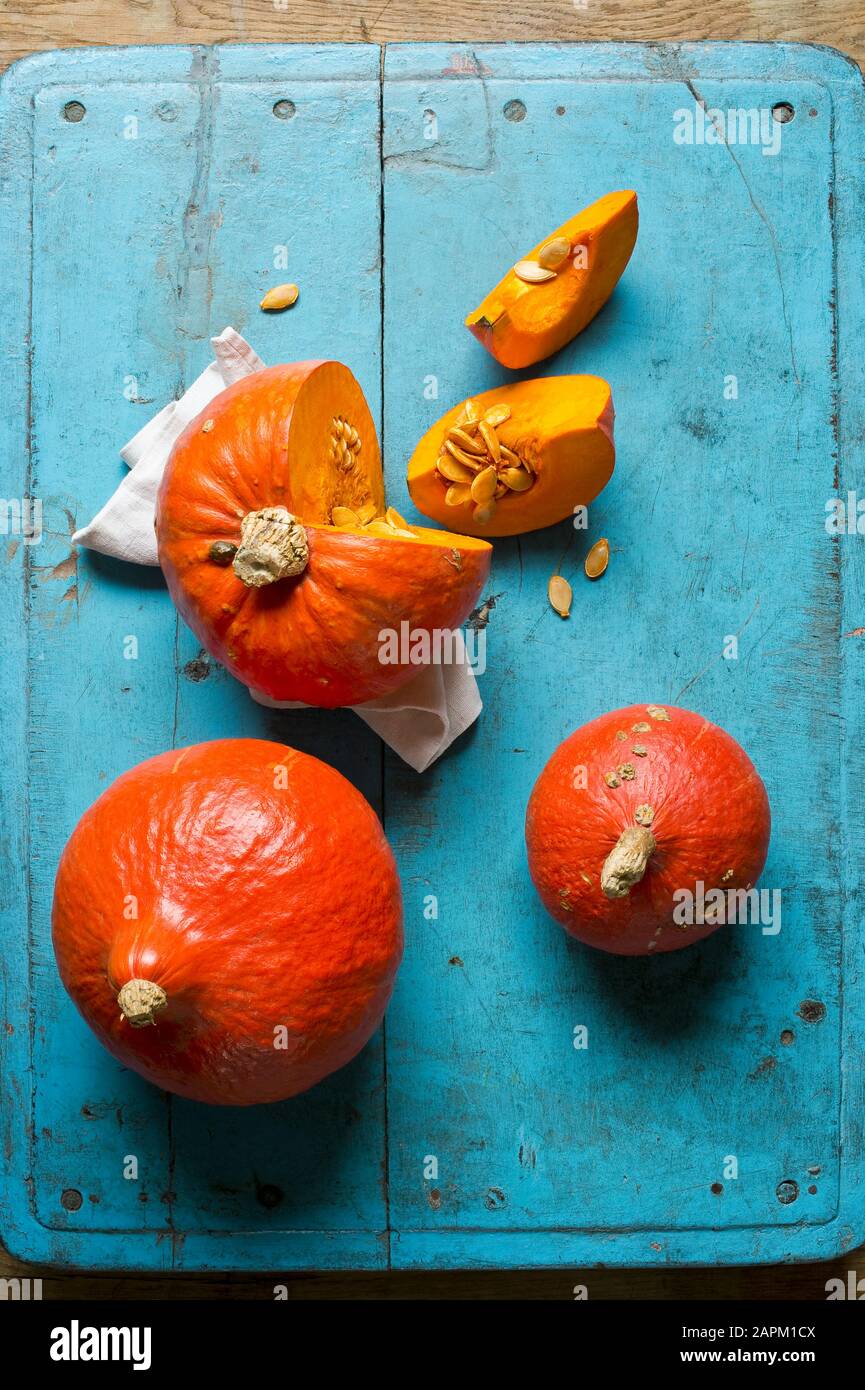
[233,507,309,588]
[118,978,168,1029]
[600,826,656,900]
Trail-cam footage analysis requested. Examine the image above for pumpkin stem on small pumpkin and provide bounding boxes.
[600,826,656,900]
[233,506,309,588]
[118,978,168,1028]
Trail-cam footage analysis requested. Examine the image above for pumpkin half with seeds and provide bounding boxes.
[466,191,638,369]
[525,704,771,956]
[51,739,403,1105]
[407,376,614,536]
[156,362,491,707]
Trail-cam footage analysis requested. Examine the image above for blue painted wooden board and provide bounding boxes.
[1,41,863,1272]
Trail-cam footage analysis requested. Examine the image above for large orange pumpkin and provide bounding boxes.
[51,740,403,1105]
[156,362,491,708]
[525,704,771,955]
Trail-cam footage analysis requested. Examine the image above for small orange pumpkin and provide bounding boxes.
[466,191,638,369]
[51,739,404,1105]
[526,704,771,956]
[407,376,614,536]
[156,363,491,707]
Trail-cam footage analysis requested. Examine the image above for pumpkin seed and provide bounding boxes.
[548,574,572,618]
[473,499,497,525]
[585,537,610,580]
[616,763,636,781]
[331,505,361,527]
[445,483,471,506]
[448,426,486,455]
[444,439,484,471]
[357,500,377,523]
[260,282,299,311]
[385,506,410,530]
[437,454,475,484]
[604,772,621,789]
[463,399,479,423]
[499,466,532,492]
[537,236,571,270]
[478,420,501,464]
[635,804,655,827]
[484,404,511,427]
[470,465,498,504]
[514,259,556,284]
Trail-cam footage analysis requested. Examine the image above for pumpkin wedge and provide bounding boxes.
[465,191,638,369]
[407,376,615,537]
[156,363,491,707]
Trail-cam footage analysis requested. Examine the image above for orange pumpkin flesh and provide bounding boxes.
[525,704,771,956]
[51,739,404,1106]
[407,376,614,537]
[156,363,492,708]
[466,191,638,369]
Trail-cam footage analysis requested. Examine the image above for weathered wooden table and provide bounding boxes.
[1,40,863,1276]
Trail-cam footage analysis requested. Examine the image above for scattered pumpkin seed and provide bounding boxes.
[514,259,557,284]
[260,282,299,311]
[635,804,655,827]
[604,772,621,789]
[548,574,572,618]
[647,705,671,721]
[632,745,647,757]
[357,500,377,524]
[331,505,361,527]
[585,537,610,580]
[537,235,571,270]
[385,506,410,530]
[616,763,636,781]
[445,483,471,506]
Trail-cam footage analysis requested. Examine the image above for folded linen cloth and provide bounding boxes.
[73,328,482,772]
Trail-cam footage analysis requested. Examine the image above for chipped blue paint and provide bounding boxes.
[0,42,863,1272]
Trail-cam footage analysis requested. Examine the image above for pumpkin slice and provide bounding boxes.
[465,190,638,369]
[407,376,615,537]
[157,362,491,707]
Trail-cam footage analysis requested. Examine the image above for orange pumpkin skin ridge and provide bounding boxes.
[525,705,771,956]
[156,363,491,708]
[51,740,404,1105]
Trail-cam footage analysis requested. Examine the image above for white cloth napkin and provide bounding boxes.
[73,328,482,772]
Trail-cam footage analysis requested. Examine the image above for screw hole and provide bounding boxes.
[503,99,526,123]
[776,1178,799,1205]
[61,1187,83,1211]
[273,99,296,121]
[63,101,86,124]
[710,1182,723,1195]
[780,1028,795,1046]
[772,102,795,124]
[556,105,566,116]
[155,101,178,123]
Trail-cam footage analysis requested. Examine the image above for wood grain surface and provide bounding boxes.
[1,1,863,1301]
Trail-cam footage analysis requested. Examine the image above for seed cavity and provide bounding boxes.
[435,399,535,520]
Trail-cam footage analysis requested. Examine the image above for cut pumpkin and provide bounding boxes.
[465,191,638,369]
[407,376,615,537]
[156,363,491,707]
